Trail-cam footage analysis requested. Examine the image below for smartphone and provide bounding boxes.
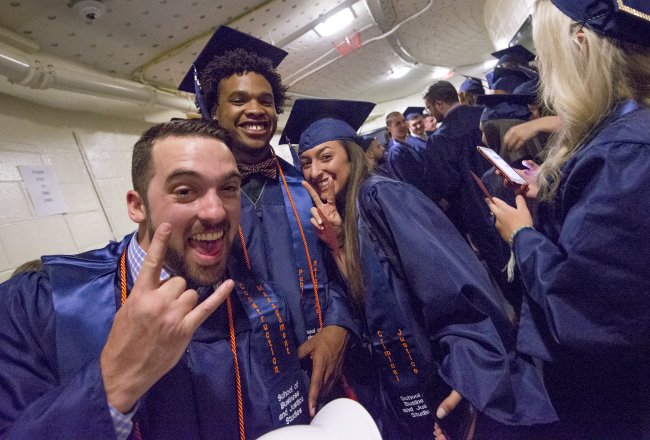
[476,146,529,187]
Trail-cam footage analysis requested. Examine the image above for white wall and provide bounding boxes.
[0,92,153,281]
[484,0,535,50]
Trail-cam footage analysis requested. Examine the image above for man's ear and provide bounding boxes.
[127,190,146,224]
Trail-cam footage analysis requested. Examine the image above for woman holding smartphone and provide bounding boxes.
[282,98,557,439]
[487,1,650,438]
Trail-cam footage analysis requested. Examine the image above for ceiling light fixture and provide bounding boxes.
[388,66,411,79]
[315,8,355,37]
[432,67,452,79]
[483,59,498,70]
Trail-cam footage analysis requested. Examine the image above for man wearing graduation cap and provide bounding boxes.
[404,106,428,142]
[486,45,536,95]
[421,80,516,313]
[179,26,355,419]
[380,111,430,195]
[0,119,312,439]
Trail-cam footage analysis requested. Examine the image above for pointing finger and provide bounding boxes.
[184,279,234,331]
[301,180,325,208]
[135,223,172,290]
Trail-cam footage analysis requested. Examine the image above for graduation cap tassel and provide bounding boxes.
[193,65,211,120]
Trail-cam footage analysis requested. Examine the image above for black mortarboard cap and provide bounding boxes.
[478,76,538,122]
[358,135,376,152]
[486,67,529,93]
[279,99,375,153]
[491,44,535,66]
[178,26,288,118]
[479,66,539,106]
[551,0,650,47]
[403,106,425,121]
[459,76,485,95]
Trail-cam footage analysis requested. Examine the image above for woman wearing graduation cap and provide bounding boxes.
[487,1,650,438]
[283,98,557,439]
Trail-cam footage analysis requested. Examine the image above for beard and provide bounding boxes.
[146,217,229,289]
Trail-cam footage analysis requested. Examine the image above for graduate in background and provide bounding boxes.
[422,80,520,318]
[288,98,558,439]
[179,26,355,418]
[358,134,386,170]
[457,76,485,106]
[488,1,650,438]
[486,45,535,95]
[404,106,429,142]
[381,110,428,192]
[423,114,437,137]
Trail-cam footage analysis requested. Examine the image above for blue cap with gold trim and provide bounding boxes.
[551,0,650,46]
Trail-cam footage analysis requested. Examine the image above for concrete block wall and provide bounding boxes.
[0,93,152,282]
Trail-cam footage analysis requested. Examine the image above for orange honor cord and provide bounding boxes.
[274,159,358,402]
[238,227,252,271]
[120,250,127,305]
[227,297,246,440]
[119,249,244,440]
[119,250,143,440]
[275,160,324,330]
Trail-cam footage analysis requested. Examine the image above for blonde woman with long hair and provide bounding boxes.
[488,1,650,438]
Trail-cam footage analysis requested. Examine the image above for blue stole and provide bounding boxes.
[360,235,438,439]
[234,278,310,426]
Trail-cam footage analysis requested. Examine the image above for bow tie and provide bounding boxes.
[238,157,278,182]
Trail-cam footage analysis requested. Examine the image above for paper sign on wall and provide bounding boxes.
[18,165,69,217]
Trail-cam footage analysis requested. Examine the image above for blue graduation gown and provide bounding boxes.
[381,138,429,197]
[354,175,557,439]
[514,101,650,438]
[0,235,309,439]
[233,157,355,343]
[423,105,521,312]
[406,135,427,153]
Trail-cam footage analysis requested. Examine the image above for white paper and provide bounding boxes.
[18,165,69,217]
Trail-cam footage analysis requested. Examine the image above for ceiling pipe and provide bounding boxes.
[0,39,194,113]
[285,0,434,88]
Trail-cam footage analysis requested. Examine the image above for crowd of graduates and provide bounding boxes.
[1,0,649,439]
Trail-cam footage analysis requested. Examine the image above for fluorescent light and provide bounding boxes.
[388,66,411,79]
[494,38,509,51]
[315,8,354,37]
[483,59,498,69]
[432,67,451,79]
